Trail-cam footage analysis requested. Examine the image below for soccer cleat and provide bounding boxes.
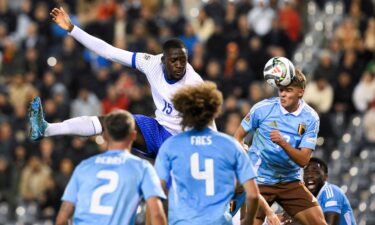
[28,97,48,141]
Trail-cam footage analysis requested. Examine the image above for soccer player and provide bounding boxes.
[29,7,204,158]
[304,157,356,225]
[154,81,260,225]
[234,69,327,225]
[55,110,167,225]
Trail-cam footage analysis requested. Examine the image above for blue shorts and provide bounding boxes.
[133,114,173,159]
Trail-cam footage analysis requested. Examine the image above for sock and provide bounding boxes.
[44,116,102,137]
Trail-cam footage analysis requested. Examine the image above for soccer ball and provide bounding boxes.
[263,57,295,88]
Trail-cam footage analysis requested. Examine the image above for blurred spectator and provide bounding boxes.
[247,0,275,37]
[205,23,226,61]
[54,158,74,195]
[231,57,254,98]
[352,71,375,113]
[19,155,51,203]
[314,49,337,84]
[101,83,129,114]
[332,71,355,119]
[338,50,364,84]
[0,0,17,33]
[0,156,11,203]
[278,0,302,51]
[190,42,206,76]
[191,8,215,42]
[363,105,375,144]
[96,0,118,21]
[162,2,186,37]
[0,90,13,118]
[263,18,291,57]
[334,17,361,51]
[12,0,33,43]
[204,59,224,92]
[39,138,59,171]
[304,75,333,114]
[39,177,60,220]
[363,17,375,52]
[179,22,199,58]
[0,121,16,160]
[70,87,101,117]
[203,0,225,24]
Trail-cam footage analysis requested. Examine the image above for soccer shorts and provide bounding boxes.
[133,114,172,159]
[256,181,319,220]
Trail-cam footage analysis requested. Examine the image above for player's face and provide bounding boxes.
[162,48,188,81]
[304,162,326,196]
[277,85,304,112]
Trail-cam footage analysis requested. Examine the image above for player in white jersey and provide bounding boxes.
[55,110,167,225]
[29,7,204,158]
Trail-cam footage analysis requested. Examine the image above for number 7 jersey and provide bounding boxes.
[61,150,166,225]
[154,128,257,225]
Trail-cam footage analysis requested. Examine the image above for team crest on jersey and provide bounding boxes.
[144,54,151,60]
[244,113,250,122]
[297,123,306,135]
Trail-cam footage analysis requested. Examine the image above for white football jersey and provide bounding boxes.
[70,26,208,134]
[134,53,203,134]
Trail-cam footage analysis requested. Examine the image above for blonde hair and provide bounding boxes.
[290,69,307,89]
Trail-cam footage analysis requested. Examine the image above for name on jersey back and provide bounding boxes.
[191,136,212,145]
[95,156,126,164]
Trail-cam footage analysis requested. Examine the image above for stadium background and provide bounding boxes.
[0,0,374,224]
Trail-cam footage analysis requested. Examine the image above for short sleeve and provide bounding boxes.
[154,143,171,182]
[320,191,342,214]
[299,117,320,150]
[241,104,261,133]
[233,140,257,184]
[61,166,81,203]
[141,162,166,200]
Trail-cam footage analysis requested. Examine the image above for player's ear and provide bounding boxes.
[161,55,165,64]
[298,88,304,98]
[130,130,137,141]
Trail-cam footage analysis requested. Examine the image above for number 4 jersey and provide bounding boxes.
[61,150,166,225]
[154,127,257,225]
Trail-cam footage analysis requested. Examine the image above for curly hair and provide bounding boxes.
[172,81,223,131]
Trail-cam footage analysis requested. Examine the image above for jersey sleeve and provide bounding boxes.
[241,103,262,133]
[233,140,257,184]
[320,190,342,214]
[141,161,167,200]
[154,143,171,183]
[133,53,161,78]
[299,117,320,150]
[70,26,134,67]
[61,166,80,203]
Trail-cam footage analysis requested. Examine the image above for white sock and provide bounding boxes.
[44,116,103,137]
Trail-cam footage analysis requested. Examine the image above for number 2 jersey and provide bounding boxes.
[241,98,320,184]
[154,128,257,225]
[61,150,166,225]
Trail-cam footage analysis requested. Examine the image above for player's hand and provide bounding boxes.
[50,7,74,32]
[266,212,282,225]
[270,130,284,145]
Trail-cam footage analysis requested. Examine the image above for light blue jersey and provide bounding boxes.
[241,98,319,184]
[155,127,257,225]
[317,182,356,225]
[62,150,166,225]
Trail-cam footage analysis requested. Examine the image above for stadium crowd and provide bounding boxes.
[0,0,374,223]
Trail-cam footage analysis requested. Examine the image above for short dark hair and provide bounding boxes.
[309,157,328,174]
[104,110,135,141]
[162,39,186,53]
[172,81,223,130]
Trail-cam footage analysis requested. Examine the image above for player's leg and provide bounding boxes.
[28,97,102,140]
[293,206,326,225]
[277,181,326,225]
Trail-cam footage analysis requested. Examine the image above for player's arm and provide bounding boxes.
[55,201,74,225]
[159,180,169,217]
[50,7,134,67]
[324,212,340,225]
[259,195,281,225]
[146,196,167,225]
[234,125,248,150]
[270,130,312,167]
[241,179,259,225]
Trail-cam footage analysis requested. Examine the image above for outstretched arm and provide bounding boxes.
[241,179,259,225]
[50,7,134,67]
[234,126,249,151]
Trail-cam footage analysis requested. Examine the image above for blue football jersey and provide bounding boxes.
[155,127,257,225]
[62,150,166,225]
[317,183,356,225]
[241,98,320,184]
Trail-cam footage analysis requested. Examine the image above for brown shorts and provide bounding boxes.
[256,180,319,220]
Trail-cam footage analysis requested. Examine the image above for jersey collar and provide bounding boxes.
[279,99,305,116]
